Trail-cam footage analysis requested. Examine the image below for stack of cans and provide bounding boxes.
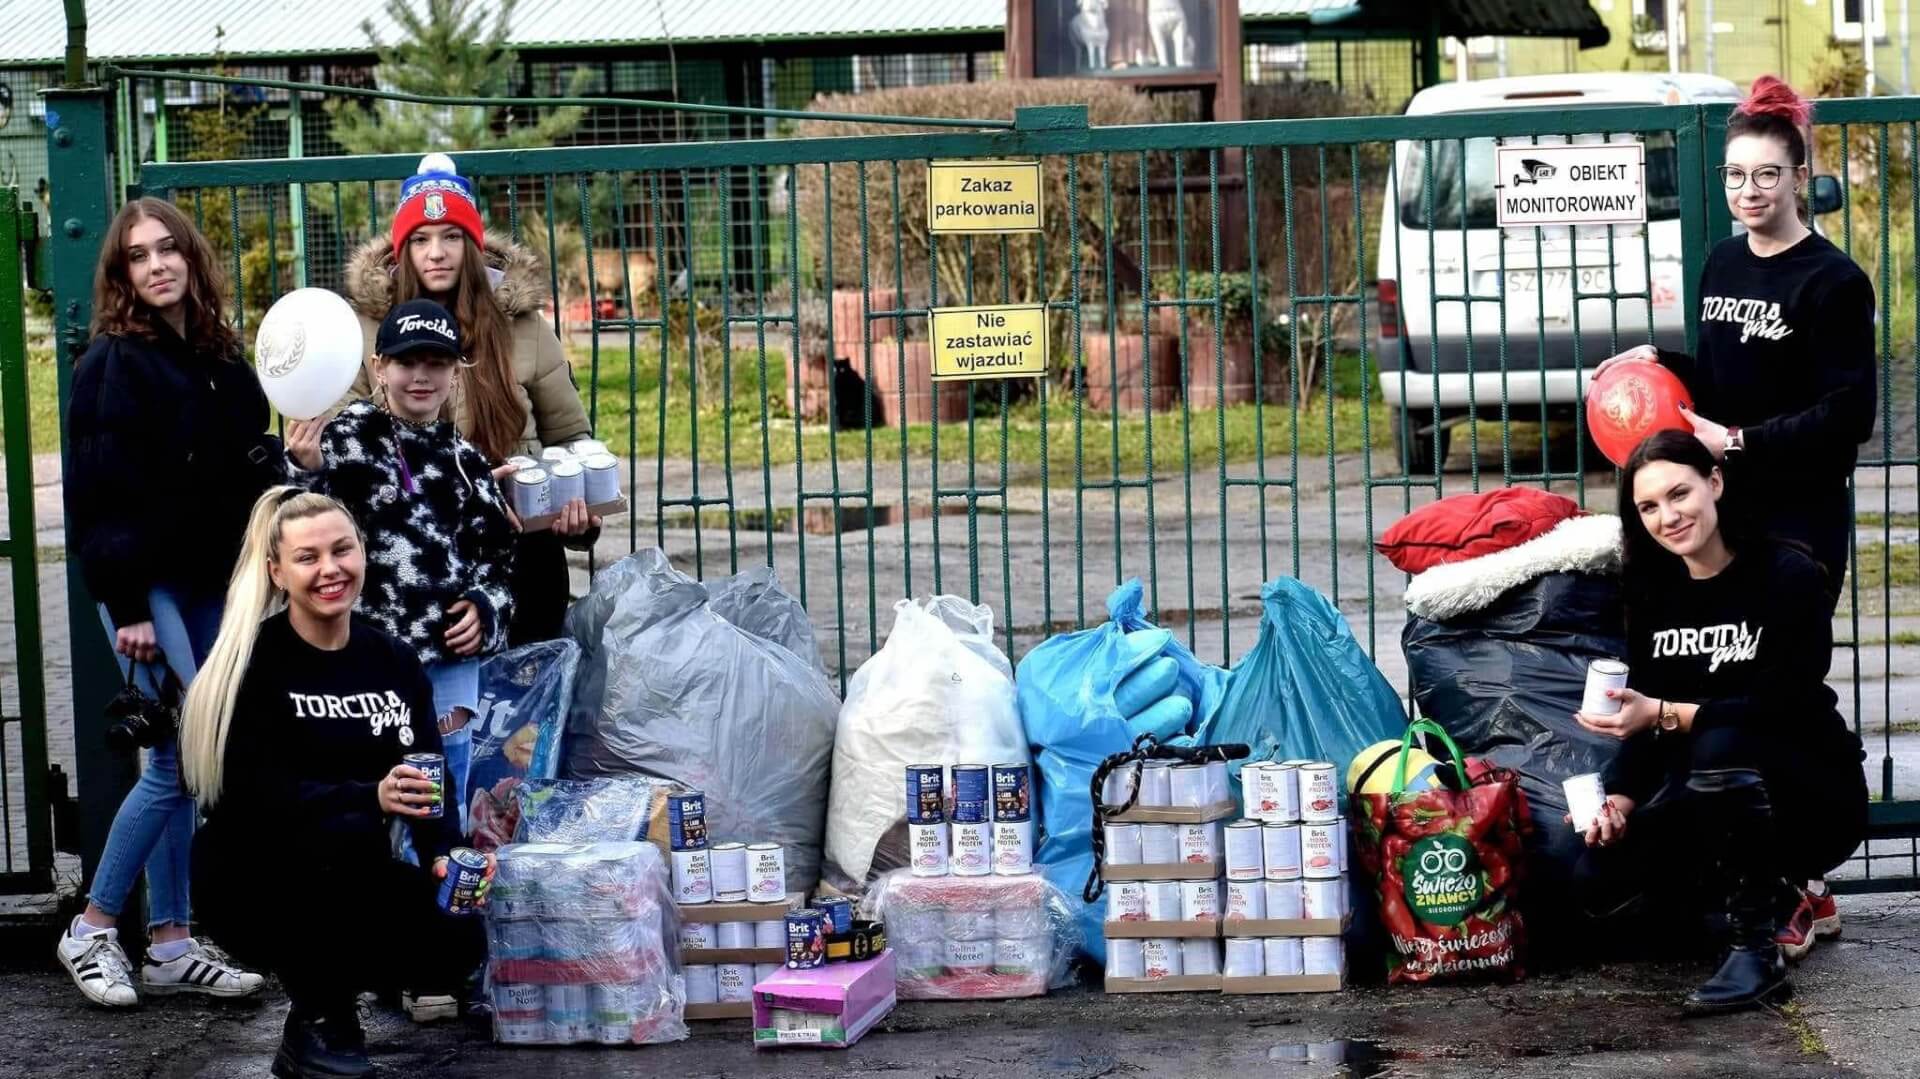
[904,763,1036,880]
[870,873,1056,1000]
[669,790,788,906]
[1217,759,1350,986]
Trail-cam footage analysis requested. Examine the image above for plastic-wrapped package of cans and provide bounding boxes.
[859,870,1080,1000]
[485,842,688,1046]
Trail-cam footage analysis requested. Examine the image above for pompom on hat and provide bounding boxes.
[391,152,485,256]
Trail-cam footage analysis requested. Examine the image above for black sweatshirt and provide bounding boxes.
[66,326,284,625]
[196,612,458,871]
[1658,232,1877,484]
[1603,543,1864,807]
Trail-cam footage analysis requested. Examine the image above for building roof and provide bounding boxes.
[0,1,1604,67]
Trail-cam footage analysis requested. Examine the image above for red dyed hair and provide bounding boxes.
[1729,75,1812,165]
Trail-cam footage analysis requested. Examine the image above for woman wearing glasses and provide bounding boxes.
[1595,74,1874,969]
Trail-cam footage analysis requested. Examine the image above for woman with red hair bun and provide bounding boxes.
[1592,74,1874,980]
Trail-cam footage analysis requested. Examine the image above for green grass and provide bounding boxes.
[1778,1003,1828,1057]
[572,345,1392,475]
[1855,512,1919,529]
[1854,541,1920,592]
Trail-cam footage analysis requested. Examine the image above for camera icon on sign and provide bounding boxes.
[1513,159,1556,186]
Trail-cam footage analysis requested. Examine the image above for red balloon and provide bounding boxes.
[1584,359,1693,468]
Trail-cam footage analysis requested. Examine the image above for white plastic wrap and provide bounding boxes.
[512,777,671,846]
[486,842,688,1046]
[823,597,1027,893]
[859,870,1080,999]
[565,550,839,892]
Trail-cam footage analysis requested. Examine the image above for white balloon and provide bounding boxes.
[254,289,363,420]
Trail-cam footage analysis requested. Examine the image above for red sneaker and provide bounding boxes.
[1775,887,1841,961]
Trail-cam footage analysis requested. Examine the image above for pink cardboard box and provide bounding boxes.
[751,951,897,1050]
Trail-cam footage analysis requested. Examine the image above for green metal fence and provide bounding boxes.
[46,80,1919,892]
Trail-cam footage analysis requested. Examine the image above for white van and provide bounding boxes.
[1374,73,1742,473]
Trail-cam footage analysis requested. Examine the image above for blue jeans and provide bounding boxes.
[90,587,222,927]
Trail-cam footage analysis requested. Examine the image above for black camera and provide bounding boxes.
[104,668,180,753]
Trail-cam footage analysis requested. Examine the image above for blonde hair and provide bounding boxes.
[180,487,360,806]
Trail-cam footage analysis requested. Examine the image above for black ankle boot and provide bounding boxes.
[271,1008,375,1079]
[1681,766,1791,1015]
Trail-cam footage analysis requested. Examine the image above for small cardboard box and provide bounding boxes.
[1103,918,1221,940]
[752,951,897,1050]
[1102,800,1238,824]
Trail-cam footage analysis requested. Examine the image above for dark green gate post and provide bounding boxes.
[43,82,135,891]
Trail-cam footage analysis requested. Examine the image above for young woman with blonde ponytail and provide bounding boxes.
[183,488,489,1079]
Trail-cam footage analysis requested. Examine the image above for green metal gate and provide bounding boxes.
[43,72,1920,892]
[0,186,53,895]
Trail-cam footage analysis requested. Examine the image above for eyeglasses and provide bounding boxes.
[1717,164,1801,191]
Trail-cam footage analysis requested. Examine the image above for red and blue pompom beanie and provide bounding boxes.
[390,152,485,256]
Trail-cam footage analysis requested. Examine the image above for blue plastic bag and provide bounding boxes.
[1205,577,1409,807]
[1017,580,1230,963]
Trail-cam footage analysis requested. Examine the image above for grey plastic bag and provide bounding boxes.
[565,549,840,892]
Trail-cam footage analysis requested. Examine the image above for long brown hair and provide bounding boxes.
[89,198,241,359]
[393,233,525,461]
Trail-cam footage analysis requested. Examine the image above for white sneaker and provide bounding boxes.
[56,923,139,1007]
[402,991,458,1023]
[142,939,266,998]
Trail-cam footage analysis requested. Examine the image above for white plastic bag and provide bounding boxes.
[822,596,1026,893]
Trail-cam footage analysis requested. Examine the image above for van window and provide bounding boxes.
[1398,132,1680,229]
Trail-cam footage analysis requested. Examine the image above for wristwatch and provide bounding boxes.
[1725,426,1744,454]
[1658,699,1682,734]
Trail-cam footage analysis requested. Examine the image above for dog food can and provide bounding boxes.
[1101,763,1139,808]
[1138,823,1178,865]
[1582,659,1630,717]
[943,937,993,975]
[1103,823,1143,866]
[747,843,786,902]
[709,842,749,901]
[581,453,621,504]
[992,819,1034,876]
[1303,936,1344,977]
[1261,821,1302,878]
[1256,761,1303,822]
[670,848,712,904]
[906,764,945,824]
[1170,764,1210,808]
[1143,881,1183,922]
[1264,876,1304,920]
[993,936,1049,978]
[401,753,445,819]
[754,919,785,949]
[992,763,1032,822]
[909,821,950,876]
[1141,938,1183,979]
[1301,820,1342,879]
[811,896,854,936]
[567,438,608,459]
[1205,759,1230,805]
[1223,937,1264,977]
[1225,879,1267,921]
[1302,877,1346,920]
[667,791,708,852]
[678,921,718,951]
[1108,881,1150,922]
[684,964,719,1004]
[716,963,754,1003]
[1181,938,1220,976]
[1177,821,1221,864]
[716,921,754,949]
[784,909,828,969]
[548,458,585,506]
[951,765,990,820]
[1107,939,1145,979]
[951,821,993,876]
[591,984,641,1045]
[1264,936,1305,977]
[510,468,552,519]
[1139,761,1174,807]
[1564,772,1608,834]
[544,984,589,1043]
[1180,878,1221,922]
[1299,762,1340,821]
[1223,820,1265,881]
[436,847,489,915]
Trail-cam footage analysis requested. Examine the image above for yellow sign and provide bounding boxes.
[927,160,1044,234]
[930,304,1049,382]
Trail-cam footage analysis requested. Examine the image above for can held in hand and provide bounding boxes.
[548,458,585,507]
[709,842,748,902]
[510,468,552,520]
[402,753,445,819]
[1299,762,1339,821]
[1582,659,1630,717]
[1223,937,1263,977]
[1107,939,1146,979]
[811,896,854,936]
[671,848,712,904]
[581,453,621,504]
[1223,820,1265,881]
[747,843,786,902]
[684,964,719,1004]
[1225,879,1266,921]
[437,847,489,915]
[667,791,708,851]
[906,764,945,824]
[1261,821,1302,878]
[1564,772,1607,834]
[1108,881,1150,921]
[1301,820,1342,879]
[909,821,950,876]
[1302,877,1346,920]
[1264,936,1304,976]
[1103,823,1143,866]
[1180,878,1221,922]
[784,909,828,969]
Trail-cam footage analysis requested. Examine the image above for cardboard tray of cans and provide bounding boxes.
[1099,860,1223,883]
[1219,914,1349,938]
[1103,919,1220,940]
[520,495,630,533]
[676,896,798,924]
[678,896,798,976]
[1101,799,1238,825]
[1103,974,1222,994]
[1218,972,1345,995]
[683,1002,755,1020]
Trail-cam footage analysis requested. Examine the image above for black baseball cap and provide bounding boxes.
[375,298,463,360]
